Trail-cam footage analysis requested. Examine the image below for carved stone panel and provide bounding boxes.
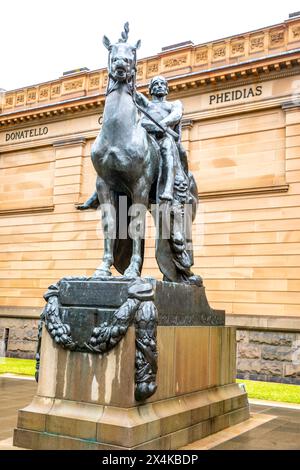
[51,84,61,99]
[15,93,25,107]
[230,39,245,57]
[89,75,101,90]
[212,43,226,61]
[249,34,265,53]
[146,61,159,77]
[102,72,109,89]
[269,29,285,48]
[136,64,144,81]
[194,47,209,65]
[162,54,188,71]
[3,94,14,109]
[39,87,50,101]
[62,78,85,95]
[27,89,37,104]
[288,24,300,43]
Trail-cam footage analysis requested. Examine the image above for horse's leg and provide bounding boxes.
[93,175,116,277]
[124,182,149,278]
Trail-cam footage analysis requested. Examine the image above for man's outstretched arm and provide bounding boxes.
[135,91,150,109]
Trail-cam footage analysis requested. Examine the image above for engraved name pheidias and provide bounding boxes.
[209,85,262,105]
[5,126,49,142]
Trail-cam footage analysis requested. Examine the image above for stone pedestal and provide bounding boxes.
[13,279,249,449]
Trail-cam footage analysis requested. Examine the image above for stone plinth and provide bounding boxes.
[58,278,225,332]
[13,279,248,449]
[14,278,249,450]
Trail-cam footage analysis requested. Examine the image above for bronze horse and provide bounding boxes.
[84,23,200,284]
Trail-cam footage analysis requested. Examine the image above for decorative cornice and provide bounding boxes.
[53,137,87,147]
[181,119,194,129]
[0,204,54,216]
[0,16,300,126]
[199,184,289,200]
[226,314,300,332]
[0,307,42,319]
[0,17,300,120]
[282,100,300,110]
[0,58,299,129]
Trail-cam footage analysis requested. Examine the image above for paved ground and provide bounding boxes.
[213,404,300,450]
[0,376,299,450]
[0,376,36,443]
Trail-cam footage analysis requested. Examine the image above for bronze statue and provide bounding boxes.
[34,24,223,405]
[78,23,201,285]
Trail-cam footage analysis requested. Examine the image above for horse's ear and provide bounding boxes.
[134,39,141,50]
[103,35,112,50]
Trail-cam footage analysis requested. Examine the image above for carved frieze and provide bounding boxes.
[147,61,159,77]
[16,93,25,106]
[136,65,144,79]
[163,54,188,69]
[89,75,100,90]
[0,18,298,115]
[269,29,285,48]
[292,26,300,38]
[288,24,300,43]
[4,95,14,108]
[63,79,84,94]
[27,89,37,103]
[212,44,226,60]
[230,40,245,56]
[250,35,265,52]
[102,73,108,88]
[39,87,50,101]
[51,85,61,98]
[195,48,208,64]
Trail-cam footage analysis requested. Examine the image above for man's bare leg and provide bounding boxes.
[159,136,175,201]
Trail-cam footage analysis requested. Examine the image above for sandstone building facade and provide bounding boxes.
[1,15,300,383]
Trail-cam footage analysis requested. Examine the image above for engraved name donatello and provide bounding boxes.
[209,85,262,105]
[5,126,49,142]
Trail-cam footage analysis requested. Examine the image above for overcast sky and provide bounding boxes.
[1,0,299,91]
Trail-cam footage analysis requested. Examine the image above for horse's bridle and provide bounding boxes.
[104,51,179,140]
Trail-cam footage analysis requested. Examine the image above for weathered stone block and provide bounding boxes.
[24,330,38,341]
[237,359,261,374]
[14,325,249,450]
[250,331,293,346]
[284,363,300,377]
[260,361,283,376]
[262,345,294,362]
[9,328,26,341]
[0,318,38,358]
[7,340,36,353]
[236,330,249,343]
[238,344,261,359]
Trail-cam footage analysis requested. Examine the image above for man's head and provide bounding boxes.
[149,76,169,97]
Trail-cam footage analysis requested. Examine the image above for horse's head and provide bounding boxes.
[103,22,141,82]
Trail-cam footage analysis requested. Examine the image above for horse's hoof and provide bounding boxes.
[187,274,203,287]
[123,268,140,279]
[92,269,112,278]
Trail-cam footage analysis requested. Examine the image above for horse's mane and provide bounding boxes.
[118,22,129,43]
